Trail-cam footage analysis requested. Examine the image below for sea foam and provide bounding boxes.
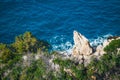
[90,34,113,46]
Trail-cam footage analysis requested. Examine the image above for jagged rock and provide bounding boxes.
[94,45,105,57]
[71,30,120,65]
[72,31,93,57]
[93,39,113,58]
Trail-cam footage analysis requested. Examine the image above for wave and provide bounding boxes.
[49,35,73,50]
[90,34,113,46]
[52,41,73,52]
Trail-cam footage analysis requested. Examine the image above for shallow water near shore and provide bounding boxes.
[0,0,120,51]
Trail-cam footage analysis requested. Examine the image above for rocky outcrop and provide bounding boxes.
[93,39,111,57]
[94,37,120,57]
[72,31,93,57]
[72,30,120,65]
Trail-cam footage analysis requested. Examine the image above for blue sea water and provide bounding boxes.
[0,0,120,51]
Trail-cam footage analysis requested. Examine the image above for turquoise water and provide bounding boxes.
[0,0,120,51]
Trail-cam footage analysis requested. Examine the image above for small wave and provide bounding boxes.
[52,41,73,51]
[49,35,73,54]
[90,34,113,46]
[51,41,73,55]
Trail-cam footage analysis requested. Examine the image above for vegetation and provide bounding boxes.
[0,43,14,63]
[0,32,51,80]
[12,32,50,54]
[53,39,120,80]
[0,32,120,80]
[104,39,120,53]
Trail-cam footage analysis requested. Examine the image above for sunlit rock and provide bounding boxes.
[72,30,93,56]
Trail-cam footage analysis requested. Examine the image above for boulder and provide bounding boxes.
[72,31,93,56]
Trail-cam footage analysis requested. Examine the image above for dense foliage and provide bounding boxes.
[0,32,51,80]
[0,32,120,80]
[104,39,120,53]
[0,43,14,63]
[12,32,50,53]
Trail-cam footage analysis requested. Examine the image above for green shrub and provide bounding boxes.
[13,32,37,53]
[104,39,120,53]
[8,66,22,80]
[20,59,46,80]
[53,58,74,68]
[72,65,87,80]
[0,43,14,63]
[13,32,51,54]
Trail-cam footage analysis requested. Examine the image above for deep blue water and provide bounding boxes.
[0,0,120,51]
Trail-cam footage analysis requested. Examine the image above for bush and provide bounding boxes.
[13,32,37,53]
[8,66,22,80]
[72,65,87,80]
[104,39,120,53]
[53,58,74,68]
[13,32,51,54]
[19,59,46,80]
[0,43,14,63]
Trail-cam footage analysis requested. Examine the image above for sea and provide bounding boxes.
[0,0,120,52]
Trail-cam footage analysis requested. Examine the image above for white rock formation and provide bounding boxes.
[72,30,93,56]
[72,31,120,65]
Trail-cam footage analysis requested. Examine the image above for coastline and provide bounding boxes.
[0,31,120,80]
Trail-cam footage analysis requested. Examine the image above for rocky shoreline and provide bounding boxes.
[22,30,120,69]
[1,31,120,80]
[54,31,120,66]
